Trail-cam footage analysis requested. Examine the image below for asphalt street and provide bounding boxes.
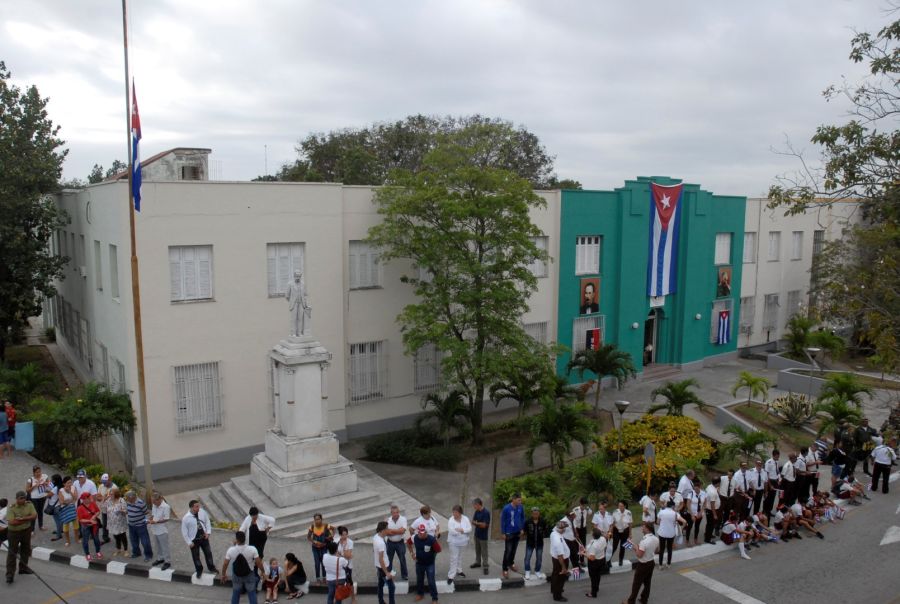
[6,485,898,604]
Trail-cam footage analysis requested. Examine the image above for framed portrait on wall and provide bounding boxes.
[580,277,600,315]
[716,266,732,298]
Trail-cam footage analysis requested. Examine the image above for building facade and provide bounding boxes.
[47,153,857,478]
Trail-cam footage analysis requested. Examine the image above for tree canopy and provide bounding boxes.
[768,17,900,367]
[277,114,577,189]
[0,61,69,360]
[367,121,548,443]
[87,159,126,184]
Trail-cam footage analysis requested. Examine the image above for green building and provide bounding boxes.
[555,176,746,382]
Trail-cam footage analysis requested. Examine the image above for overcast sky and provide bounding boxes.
[2,0,889,195]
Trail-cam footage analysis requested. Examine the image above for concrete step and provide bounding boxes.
[200,489,231,524]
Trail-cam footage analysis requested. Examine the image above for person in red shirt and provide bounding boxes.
[76,493,103,560]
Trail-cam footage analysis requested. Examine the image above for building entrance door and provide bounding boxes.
[643,309,658,366]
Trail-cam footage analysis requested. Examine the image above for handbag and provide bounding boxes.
[333,558,353,600]
[45,501,56,516]
[432,537,442,554]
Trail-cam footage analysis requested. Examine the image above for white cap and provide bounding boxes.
[101,473,110,481]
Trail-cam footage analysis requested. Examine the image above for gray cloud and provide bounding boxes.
[1,0,885,195]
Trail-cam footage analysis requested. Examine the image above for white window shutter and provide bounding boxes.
[197,246,212,299]
[267,245,278,296]
[169,248,183,301]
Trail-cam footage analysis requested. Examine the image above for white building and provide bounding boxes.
[49,149,560,479]
[737,198,861,350]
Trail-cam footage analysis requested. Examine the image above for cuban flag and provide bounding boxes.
[585,328,602,351]
[647,183,683,296]
[716,310,730,345]
[131,81,142,212]
[622,540,634,550]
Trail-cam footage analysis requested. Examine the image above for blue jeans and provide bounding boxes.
[80,525,101,555]
[52,509,63,537]
[386,539,408,579]
[128,523,153,559]
[502,534,520,571]
[377,567,396,604]
[415,561,437,601]
[231,574,258,604]
[524,543,542,572]
[312,546,326,580]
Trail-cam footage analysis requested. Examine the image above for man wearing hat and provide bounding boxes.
[97,473,117,544]
[5,491,36,584]
[407,524,439,603]
[549,521,570,602]
[73,469,98,499]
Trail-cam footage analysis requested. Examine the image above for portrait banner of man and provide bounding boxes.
[716,266,732,298]
[580,277,600,315]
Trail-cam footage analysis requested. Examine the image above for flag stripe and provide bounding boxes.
[647,183,683,296]
[131,81,142,212]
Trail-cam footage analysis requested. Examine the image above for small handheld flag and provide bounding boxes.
[131,81,142,212]
[622,540,634,550]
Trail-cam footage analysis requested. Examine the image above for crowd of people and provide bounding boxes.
[1,413,896,603]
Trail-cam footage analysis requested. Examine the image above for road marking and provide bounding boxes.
[40,585,93,604]
[880,526,900,546]
[680,570,767,604]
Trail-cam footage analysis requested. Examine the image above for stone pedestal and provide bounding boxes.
[250,335,358,507]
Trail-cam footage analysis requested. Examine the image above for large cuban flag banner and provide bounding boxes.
[647,182,683,296]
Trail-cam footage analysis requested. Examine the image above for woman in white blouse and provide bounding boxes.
[446,504,472,584]
[611,499,633,567]
[584,527,607,598]
[655,500,686,569]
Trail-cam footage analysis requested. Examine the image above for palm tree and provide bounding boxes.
[490,348,556,420]
[809,330,846,363]
[525,399,595,470]
[415,390,471,447]
[730,371,772,408]
[567,451,628,503]
[784,314,815,360]
[720,424,776,463]
[817,373,874,407]
[566,344,637,409]
[647,378,707,416]
[815,395,863,437]
[0,362,55,407]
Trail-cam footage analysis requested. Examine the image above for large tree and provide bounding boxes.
[279,114,571,188]
[367,122,547,443]
[768,18,899,366]
[0,61,68,361]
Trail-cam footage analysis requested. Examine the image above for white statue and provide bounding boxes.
[285,270,311,336]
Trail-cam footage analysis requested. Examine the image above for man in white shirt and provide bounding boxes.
[717,470,734,532]
[590,502,613,537]
[572,497,592,567]
[560,511,579,566]
[220,530,264,602]
[870,437,898,494]
[149,492,172,570]
[782,454,798,506]
[676,470,695,501]
[704,477,721,544]
[385,505,409,581]
[732,462,753,521]
[658,483,683,514]
[182,499,216,579]
[73,469,98,499]
[764,449,782,518]
[639,491,657,532]
[622,522,659,604]
[747,459,768,516]
[549,522,570,602]
[374,521,395,604]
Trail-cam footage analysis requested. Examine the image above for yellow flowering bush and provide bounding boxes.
[602,415,714,492]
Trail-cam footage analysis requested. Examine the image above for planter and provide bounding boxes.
[766,352,812,371]
[714,400,759,433]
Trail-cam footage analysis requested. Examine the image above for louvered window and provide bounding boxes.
[169,245,214,302]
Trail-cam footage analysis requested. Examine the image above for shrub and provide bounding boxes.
[771,393,816,428]
[493,472,568,521]
[603,415,714,494]
[44,327,56,342]
[482,418,523,434]
[363,427,460,470]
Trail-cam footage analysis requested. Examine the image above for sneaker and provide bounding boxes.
[525,571,532,580]
[537,572,546,580]
[196,570,203,579]
[457,572,466,578]
[153,559,164,566]
[483,568,489,575]
[96,552,103,559]
[816,532,824,540]
[469,563,480,569]
[86,554,93,561]
[740,552,751,560]
[162,563,171,570]
[447,578,453,585]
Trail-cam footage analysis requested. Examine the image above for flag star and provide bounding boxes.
[660,194,671,209]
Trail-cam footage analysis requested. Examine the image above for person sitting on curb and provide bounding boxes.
[720,511,753,560]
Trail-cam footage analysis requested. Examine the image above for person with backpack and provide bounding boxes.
[221,530,265,604]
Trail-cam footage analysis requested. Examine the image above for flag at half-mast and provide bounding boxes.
[646,182,683,296]
[131,81,142,212]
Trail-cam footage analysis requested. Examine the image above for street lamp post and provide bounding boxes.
[804,347,822,400]
[614,400,631,462]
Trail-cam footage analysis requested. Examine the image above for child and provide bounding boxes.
[264,557,283,604]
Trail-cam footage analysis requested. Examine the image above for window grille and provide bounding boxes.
[524,321,549,344]
[572,315,604,353]
[787,290,802,318]
[739,296,755,335]
[349,341,387,402]
[173,361,223,434]
[763,294,780,331]
[742,232,757,263]
[575,236,601,275]
[414,343,443,392]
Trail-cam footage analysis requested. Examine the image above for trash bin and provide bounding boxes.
[14,420,34,452]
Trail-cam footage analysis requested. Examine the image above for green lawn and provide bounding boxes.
[732,403,814,448]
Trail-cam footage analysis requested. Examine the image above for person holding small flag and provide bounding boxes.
[621,522,659,604]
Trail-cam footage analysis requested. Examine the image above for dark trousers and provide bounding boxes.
[377,567,396,604]
[733,494,751,521]
[764,481,779,517]
[502,534,520,571]
[681,512,694,540]
[249,534,267,558]
[101,512,110,541]
[190,537,215,573]
[5,529,31,578]
[752,490,764,515]
[657,536,673,566]
[415,561,437,601]
[550,557,568,599]
[312,545,326,579]
[626,560,655,604]
[872,462,892,493]
[576,527,587,565]
[386,540,408,578]
[783,480,797,506]
[27,497,45,531]
[704,510,717,543]
[565,539,579,568]
[587,558,603,596]
[718,497,732,529]
[612,527,630,564]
